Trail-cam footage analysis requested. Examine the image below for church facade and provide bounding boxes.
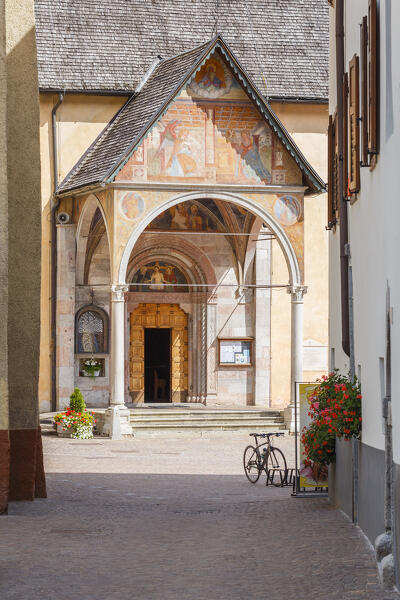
[34,1,329,426]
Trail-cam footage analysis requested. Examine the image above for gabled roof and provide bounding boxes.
[57,36,325,196]
[34,0,328,101]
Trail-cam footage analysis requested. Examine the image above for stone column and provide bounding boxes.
[206,297,218,404]
[254,237,271,406]
[56,223,76,410]
[284,285,307,432]
[102,284,132,438]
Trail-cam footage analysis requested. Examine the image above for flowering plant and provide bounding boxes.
[301,370,362,466]
[54,388,96,439]
[82,357,102,377]
[54,408,95,439]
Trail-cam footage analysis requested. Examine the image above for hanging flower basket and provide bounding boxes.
[82,357,102,377]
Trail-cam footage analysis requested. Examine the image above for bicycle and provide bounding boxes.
[243,432,287,486]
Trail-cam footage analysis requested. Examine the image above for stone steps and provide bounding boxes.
[129,407,286,434]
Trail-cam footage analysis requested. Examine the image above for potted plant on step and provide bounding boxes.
[82,357,102,377]
[54,388,96,439]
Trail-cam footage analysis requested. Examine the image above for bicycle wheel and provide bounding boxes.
[266,447,287,487]
[243,445,262,483]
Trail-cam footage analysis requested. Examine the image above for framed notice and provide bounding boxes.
[218,338,253,367]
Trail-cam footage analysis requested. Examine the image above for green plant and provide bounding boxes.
[69,387,86,413]
[301,370,362,466]
[82,357,102,377]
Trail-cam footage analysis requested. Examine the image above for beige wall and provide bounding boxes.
[0,0,8,430]
[38,94,127,411]
[6,0,42,429]
[38,95,328,410]
[270,102,328,406]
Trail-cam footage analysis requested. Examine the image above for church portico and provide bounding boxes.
[52,36,325,436]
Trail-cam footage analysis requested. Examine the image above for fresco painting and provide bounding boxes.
[131,261,188,292]
[114,58,301,187]
[146,201,221,232]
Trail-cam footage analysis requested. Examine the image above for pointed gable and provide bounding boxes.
[57,36,325,195]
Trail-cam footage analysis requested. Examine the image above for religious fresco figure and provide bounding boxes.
[237,130,272,183]
[170,204,189,229]
[188,204,203,230]
[155,120,197,177]
[197,63,224,90]
[131,261,188,292]
[149,263,166,290]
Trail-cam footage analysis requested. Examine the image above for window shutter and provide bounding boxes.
[327,114,335,228]
[349,55,360,193]
[368,0,378,154]
[360,15,368,164]
[343,72,349,198]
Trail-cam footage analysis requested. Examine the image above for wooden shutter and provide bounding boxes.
[349,55,360,193]
[343,72,349,198]
[327,114,335,228]
[360,15,368,164]
[327,114,339,228]
[368,0,378,154]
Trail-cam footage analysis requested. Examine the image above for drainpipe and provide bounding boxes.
[50,93,64,412]
[336,0,350,358]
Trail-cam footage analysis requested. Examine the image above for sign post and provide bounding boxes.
[292,382,329,497]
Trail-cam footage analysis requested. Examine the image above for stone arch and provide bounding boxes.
[76,193,111,286]
[126,235,217,293]
[118,191,301,288]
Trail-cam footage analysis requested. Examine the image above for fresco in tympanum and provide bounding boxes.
[131,261,188,292]
[114,57,301,187]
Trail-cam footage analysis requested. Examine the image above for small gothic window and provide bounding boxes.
[76,307,108,353]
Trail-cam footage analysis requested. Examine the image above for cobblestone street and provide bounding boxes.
[1,433,398,600]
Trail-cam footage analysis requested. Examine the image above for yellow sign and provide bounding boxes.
[297,383,329,489]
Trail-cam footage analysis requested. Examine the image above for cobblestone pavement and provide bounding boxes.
[1,432,399,600]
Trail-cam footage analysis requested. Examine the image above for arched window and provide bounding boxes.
[75,306,109,353]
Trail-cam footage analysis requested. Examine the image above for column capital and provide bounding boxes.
[287,285,307,303]
[111,284,129,302]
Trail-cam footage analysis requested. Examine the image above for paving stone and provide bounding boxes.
[0,433,398,599]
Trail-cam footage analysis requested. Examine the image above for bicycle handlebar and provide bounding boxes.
[249,432,284,438]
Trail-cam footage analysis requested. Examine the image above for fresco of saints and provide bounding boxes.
[198,64,224,90]
[149,264,166,290]
[164,265,178,291]
[237,130,272,183]
[157,120,197,177]
[188,204,203,230]
[170,204,189,229]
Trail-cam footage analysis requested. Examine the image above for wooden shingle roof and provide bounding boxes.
[34,0,328,101]
[57,37,325,196]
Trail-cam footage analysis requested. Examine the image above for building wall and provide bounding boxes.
[38,94,328,411]
[38,93,127,411]
[328,0,400,580]
[0,0,45,507]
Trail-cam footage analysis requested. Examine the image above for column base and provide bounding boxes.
[102,406,133,439]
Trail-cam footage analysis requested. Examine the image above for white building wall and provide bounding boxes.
[329,0,400,454]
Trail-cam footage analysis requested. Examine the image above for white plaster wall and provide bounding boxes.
[329,0,400,457]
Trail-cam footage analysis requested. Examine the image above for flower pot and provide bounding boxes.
[56,422,94,439]
[56,423,73,438]
[83,369,101,377]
